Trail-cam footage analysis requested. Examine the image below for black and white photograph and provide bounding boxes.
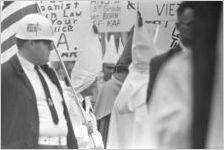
[1,0,223,149]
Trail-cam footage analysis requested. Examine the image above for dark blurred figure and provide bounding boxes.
[206,10,223,149]
[191,2,222,149]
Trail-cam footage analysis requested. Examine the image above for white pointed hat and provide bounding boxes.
[117,37,124,61]
[71,25,102,93]
[131,11,156,72]
[102,34,118,64]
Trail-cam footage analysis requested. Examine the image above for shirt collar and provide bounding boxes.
[17,52,35,71]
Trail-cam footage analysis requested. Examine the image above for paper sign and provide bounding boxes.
[139,0,181,51]
[90,0,180,51]
[90,0,136,32]
[38,1,92,61]
[140,0,180,21]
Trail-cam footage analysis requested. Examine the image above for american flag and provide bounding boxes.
[1,1,40,63]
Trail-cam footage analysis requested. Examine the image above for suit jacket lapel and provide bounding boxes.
[10,55,36,100]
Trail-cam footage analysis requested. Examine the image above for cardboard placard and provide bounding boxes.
[139,0,181,51]
[90,0,180,51]
[38,1,92,61]
[90,0,136,32]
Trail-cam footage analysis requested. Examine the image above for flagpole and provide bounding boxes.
[53,44,97,148]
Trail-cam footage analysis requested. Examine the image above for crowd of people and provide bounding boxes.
[1,1,222,149]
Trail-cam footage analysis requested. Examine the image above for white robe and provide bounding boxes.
[107,19,156,149]
[107,64,150,149]
[62,82,104,149]
[146,47,193,149]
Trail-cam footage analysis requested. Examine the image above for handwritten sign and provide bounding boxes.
[38,1,92,61]
[139,0,181,51]
[140,0,180,21]
[90,0,136,32]
[90,0,180,51]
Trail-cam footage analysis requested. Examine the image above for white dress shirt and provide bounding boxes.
[17,53,68,137]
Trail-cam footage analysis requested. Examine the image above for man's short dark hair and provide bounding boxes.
[177,1,197,17]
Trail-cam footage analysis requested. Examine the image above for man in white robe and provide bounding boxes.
[106,12,157,149]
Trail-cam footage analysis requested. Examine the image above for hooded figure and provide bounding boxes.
[94,27,134,147]
[70,25,102,94]
[102,34,118,65]
[106,12,156,149]
[64,25,104,149]
[101,33,124,82]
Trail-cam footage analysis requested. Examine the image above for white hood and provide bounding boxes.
[71,25,102,93]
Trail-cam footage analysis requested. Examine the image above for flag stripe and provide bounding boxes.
[1,34,16,53]
[1,1,37,21]
[2,1,14,10]
[1,45,17,64]
[1,3,38,33]
[1,22,17,43]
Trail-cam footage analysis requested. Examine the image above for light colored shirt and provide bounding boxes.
[107,22,156,149]
[17,53,68,137]
[94,75,123,120]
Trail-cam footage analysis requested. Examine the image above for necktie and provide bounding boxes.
[35,65,59,124]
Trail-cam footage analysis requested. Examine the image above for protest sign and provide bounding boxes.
[90,0,180,51]
[139,0,181,51]
[38,1,92,61]
[90,0,136,32]
[140,0,179,21]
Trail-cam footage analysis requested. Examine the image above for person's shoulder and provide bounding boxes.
[1,60,16,84]
[1,60,10,69]
[151,45,181,65]
[162,49,190,76]
[1,59,13,74]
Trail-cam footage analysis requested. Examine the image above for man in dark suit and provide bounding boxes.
[1,14,78,149]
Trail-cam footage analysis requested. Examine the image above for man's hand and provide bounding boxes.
[83,121,93,135]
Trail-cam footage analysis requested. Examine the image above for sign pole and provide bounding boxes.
[53,37,97,149]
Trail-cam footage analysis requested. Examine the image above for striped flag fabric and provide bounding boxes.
[1,1,40,63]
